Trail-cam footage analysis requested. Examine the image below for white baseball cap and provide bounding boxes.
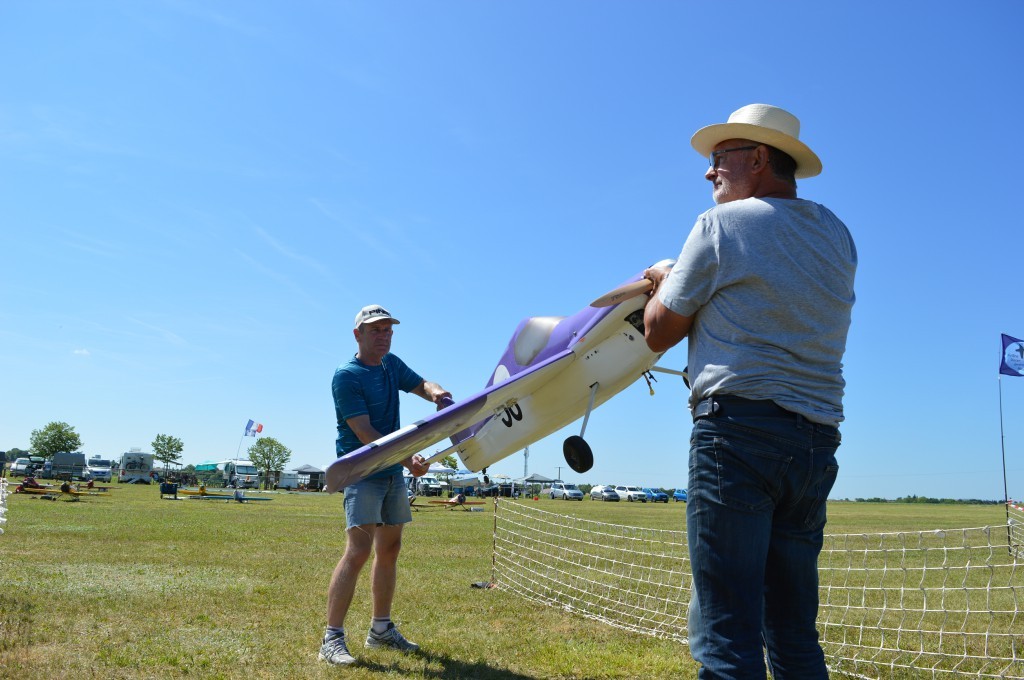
[354,304,400,329]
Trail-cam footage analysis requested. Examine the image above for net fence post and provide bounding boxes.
[491,495,499,585]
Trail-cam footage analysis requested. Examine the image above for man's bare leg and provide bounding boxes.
[327,524,376,628]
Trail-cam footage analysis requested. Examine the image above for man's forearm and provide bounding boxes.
[413,381,451,404]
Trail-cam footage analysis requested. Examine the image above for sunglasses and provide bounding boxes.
[709,145,759,169]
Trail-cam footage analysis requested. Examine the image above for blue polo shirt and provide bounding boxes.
[332,353,423,477]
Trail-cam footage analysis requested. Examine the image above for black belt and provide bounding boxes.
[693,395,793,422]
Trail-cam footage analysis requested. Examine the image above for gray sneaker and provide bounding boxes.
[318,634,356,665]
[365,623,419,652]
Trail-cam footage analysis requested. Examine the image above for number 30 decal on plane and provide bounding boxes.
[501,403,523,427]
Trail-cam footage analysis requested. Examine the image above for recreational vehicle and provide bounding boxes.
[119,450,155,484]
[219,460,259,488]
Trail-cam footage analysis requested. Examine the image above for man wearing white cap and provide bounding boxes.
[644,104,857,678]
[319,304,451,666]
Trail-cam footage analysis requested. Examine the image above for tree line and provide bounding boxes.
[845,496,1003,505]
[3,420,294,488]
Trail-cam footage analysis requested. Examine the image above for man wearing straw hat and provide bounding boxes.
[319,304,451,666]
[643,104,857,678]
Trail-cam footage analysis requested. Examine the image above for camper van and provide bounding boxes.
[220,460,259,488]
[119,450,155,484]
[86,457,114,483]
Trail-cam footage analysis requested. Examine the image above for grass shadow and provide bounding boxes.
[357,650,555,679]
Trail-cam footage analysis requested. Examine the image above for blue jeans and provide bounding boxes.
[687,409,840,680]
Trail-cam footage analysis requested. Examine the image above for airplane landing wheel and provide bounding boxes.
[563,435,594,473]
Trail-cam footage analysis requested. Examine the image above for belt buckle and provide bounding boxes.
[694,397,720,419]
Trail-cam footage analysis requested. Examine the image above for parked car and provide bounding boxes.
[590,485,620,501]
[549,482,584,500]
[10,457,32,477]
[673,488,688,502]
[615,485,647,502]
[643,487,669,503]
[11,457,47,477]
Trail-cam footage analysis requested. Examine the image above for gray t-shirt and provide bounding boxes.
[659,197,857,426]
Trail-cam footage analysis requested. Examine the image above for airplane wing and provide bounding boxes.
[325,348,576,493]
[326,395,487,493]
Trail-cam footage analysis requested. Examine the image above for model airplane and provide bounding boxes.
[180,487,273,502]
[325,263,687,493]
[17,486,109,497]
[178,487,228,497]
[428,494,486,510]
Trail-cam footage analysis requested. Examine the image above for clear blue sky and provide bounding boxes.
[2,2,1021,500]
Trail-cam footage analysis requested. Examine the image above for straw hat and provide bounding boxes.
[691,104,822,178]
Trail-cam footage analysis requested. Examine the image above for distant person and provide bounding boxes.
[319,304,451,666]
[643,104,856,679]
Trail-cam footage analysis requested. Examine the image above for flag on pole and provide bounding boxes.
[1000,334,1024,377]
[244,419,264,437]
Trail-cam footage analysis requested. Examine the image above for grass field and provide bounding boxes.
[0,482,1011,679]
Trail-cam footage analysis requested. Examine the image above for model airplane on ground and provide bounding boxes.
[428,494,486,510]
[178,487,273,502]
[326,263,687,493]
[17,486,110,497]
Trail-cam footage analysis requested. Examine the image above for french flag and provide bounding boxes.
[245,419,264,437]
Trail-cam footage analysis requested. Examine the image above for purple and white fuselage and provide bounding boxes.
[325,267,678,493]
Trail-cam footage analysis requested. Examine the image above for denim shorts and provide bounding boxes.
[343,469,412,528]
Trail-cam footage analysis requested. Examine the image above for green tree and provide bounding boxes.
[7,447,28,460]
[247,437,292,489]
[29,422,82,459]
[441,454,458,470]
[152,434,184,471]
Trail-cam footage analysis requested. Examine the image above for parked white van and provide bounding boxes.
[86,457,114,483]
